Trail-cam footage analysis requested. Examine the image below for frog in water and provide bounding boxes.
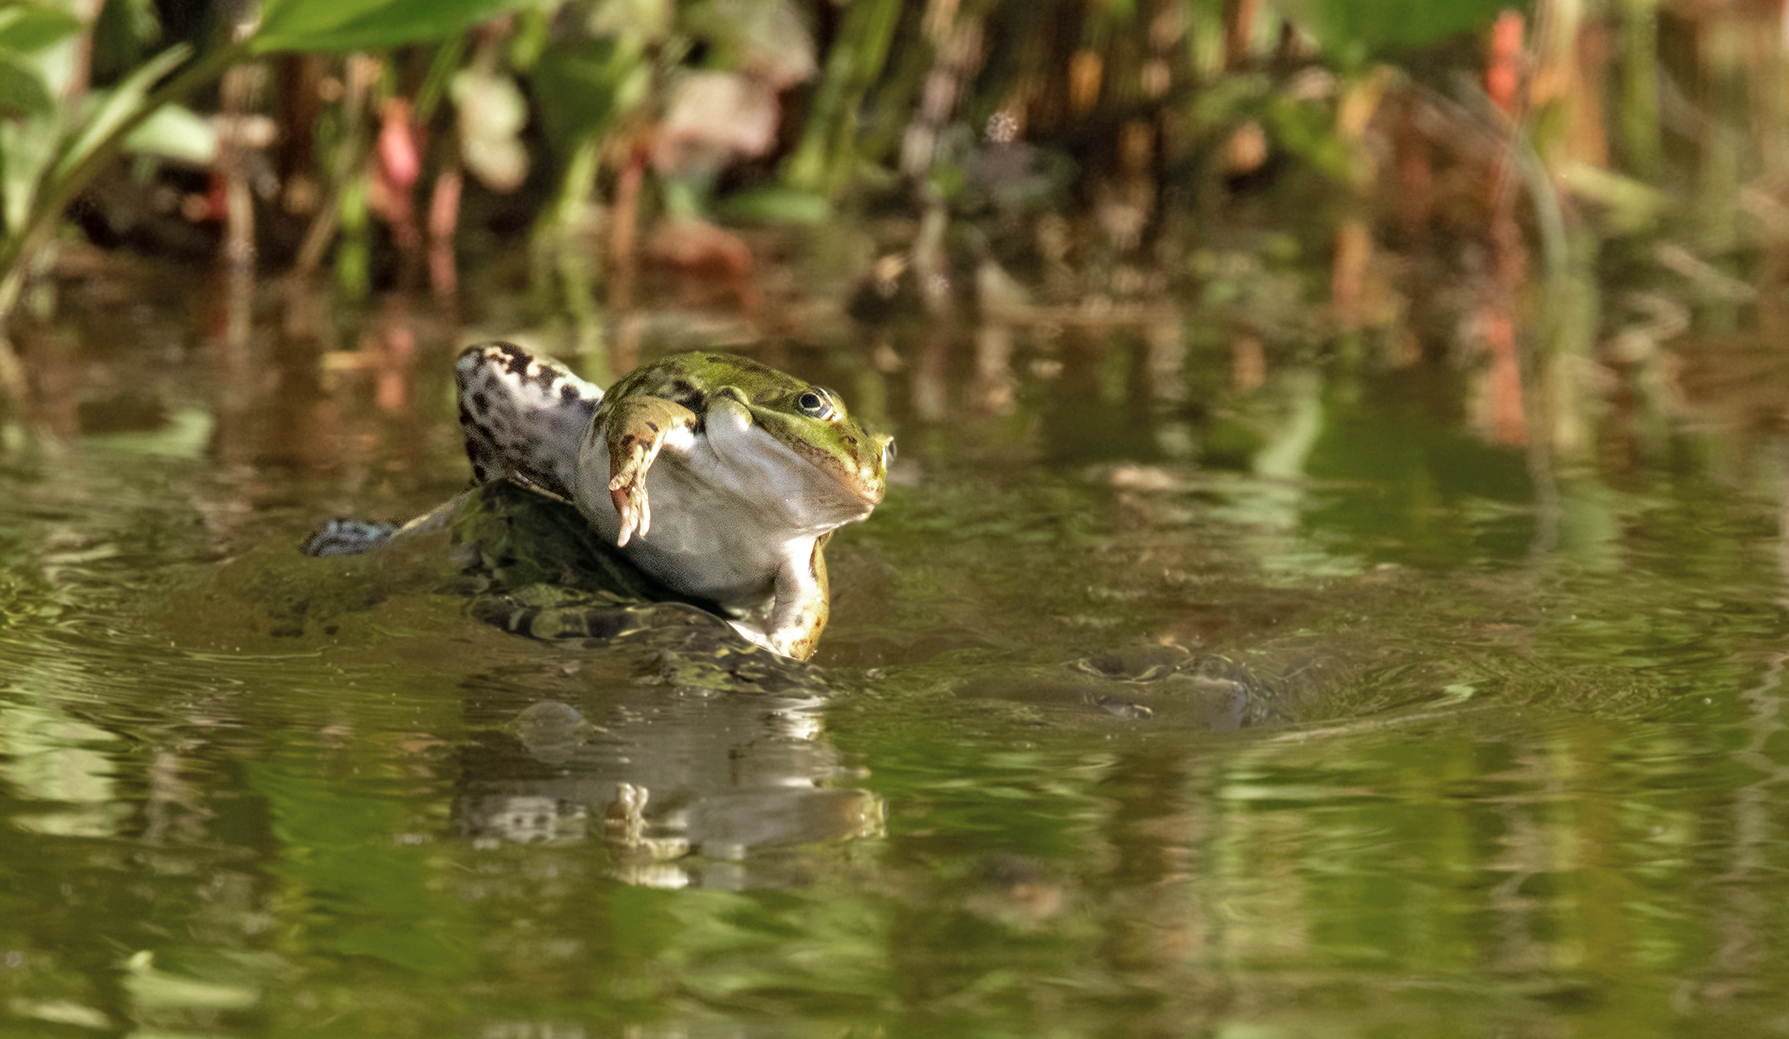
[311,343,892,660]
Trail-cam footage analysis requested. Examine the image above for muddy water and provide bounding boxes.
[1,263,1787,1037]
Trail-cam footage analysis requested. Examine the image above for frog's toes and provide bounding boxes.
[609,463,652,545]
[611,484,649,546]
[607,432,665,545]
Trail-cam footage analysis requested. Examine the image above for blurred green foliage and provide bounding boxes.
[1278,0,1527,57]
[252,0,538,53]
[0,0,1587,333]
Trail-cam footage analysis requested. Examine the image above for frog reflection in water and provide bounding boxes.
[309,343,894,660]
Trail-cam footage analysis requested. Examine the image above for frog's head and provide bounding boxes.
[692,356,892,530]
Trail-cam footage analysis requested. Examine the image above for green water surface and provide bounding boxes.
[1,289,1786,1039]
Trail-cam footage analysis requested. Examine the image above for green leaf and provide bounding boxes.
[716,186,830,225]
[123,101,215,165]
[1272,0,1524,54]
[91,0,167,85]
[528,38,649,158]
[0,3,84,53]
[0,106,61,234]
[51,42,189,183]
[251,0,542,54]
[0,47,53,116]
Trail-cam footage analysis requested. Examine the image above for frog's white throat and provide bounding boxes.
[695,398,877,530]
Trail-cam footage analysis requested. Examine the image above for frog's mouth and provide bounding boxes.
[702,400,883,524]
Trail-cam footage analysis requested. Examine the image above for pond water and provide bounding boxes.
[3,254,1789,1038]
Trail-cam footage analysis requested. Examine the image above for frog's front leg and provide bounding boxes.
[599,396,698,546]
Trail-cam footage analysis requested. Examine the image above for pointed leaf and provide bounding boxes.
[123,102,216,165]
[51,42,189,183]
[251,0,542,54]
[0,107,61,234]
[0,4,84,53]
[0,48,53,116]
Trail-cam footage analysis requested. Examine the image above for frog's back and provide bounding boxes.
[456,342,602,501]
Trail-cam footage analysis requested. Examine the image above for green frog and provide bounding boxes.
[308,342,893,661]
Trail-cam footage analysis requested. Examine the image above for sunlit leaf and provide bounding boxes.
[1555,160,1665,234]
[0,48,52,116]
[0,106,60,234]
[0,3,84,53]
[123,102,215,165]
[452,67,528,191]
[1272,0,1527,54]
[251,0,542,54]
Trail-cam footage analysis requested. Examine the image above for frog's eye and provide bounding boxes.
[795,388,837,420]
[882,438,896,465]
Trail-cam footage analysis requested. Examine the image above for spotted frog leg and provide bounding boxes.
[603,396,697,546]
